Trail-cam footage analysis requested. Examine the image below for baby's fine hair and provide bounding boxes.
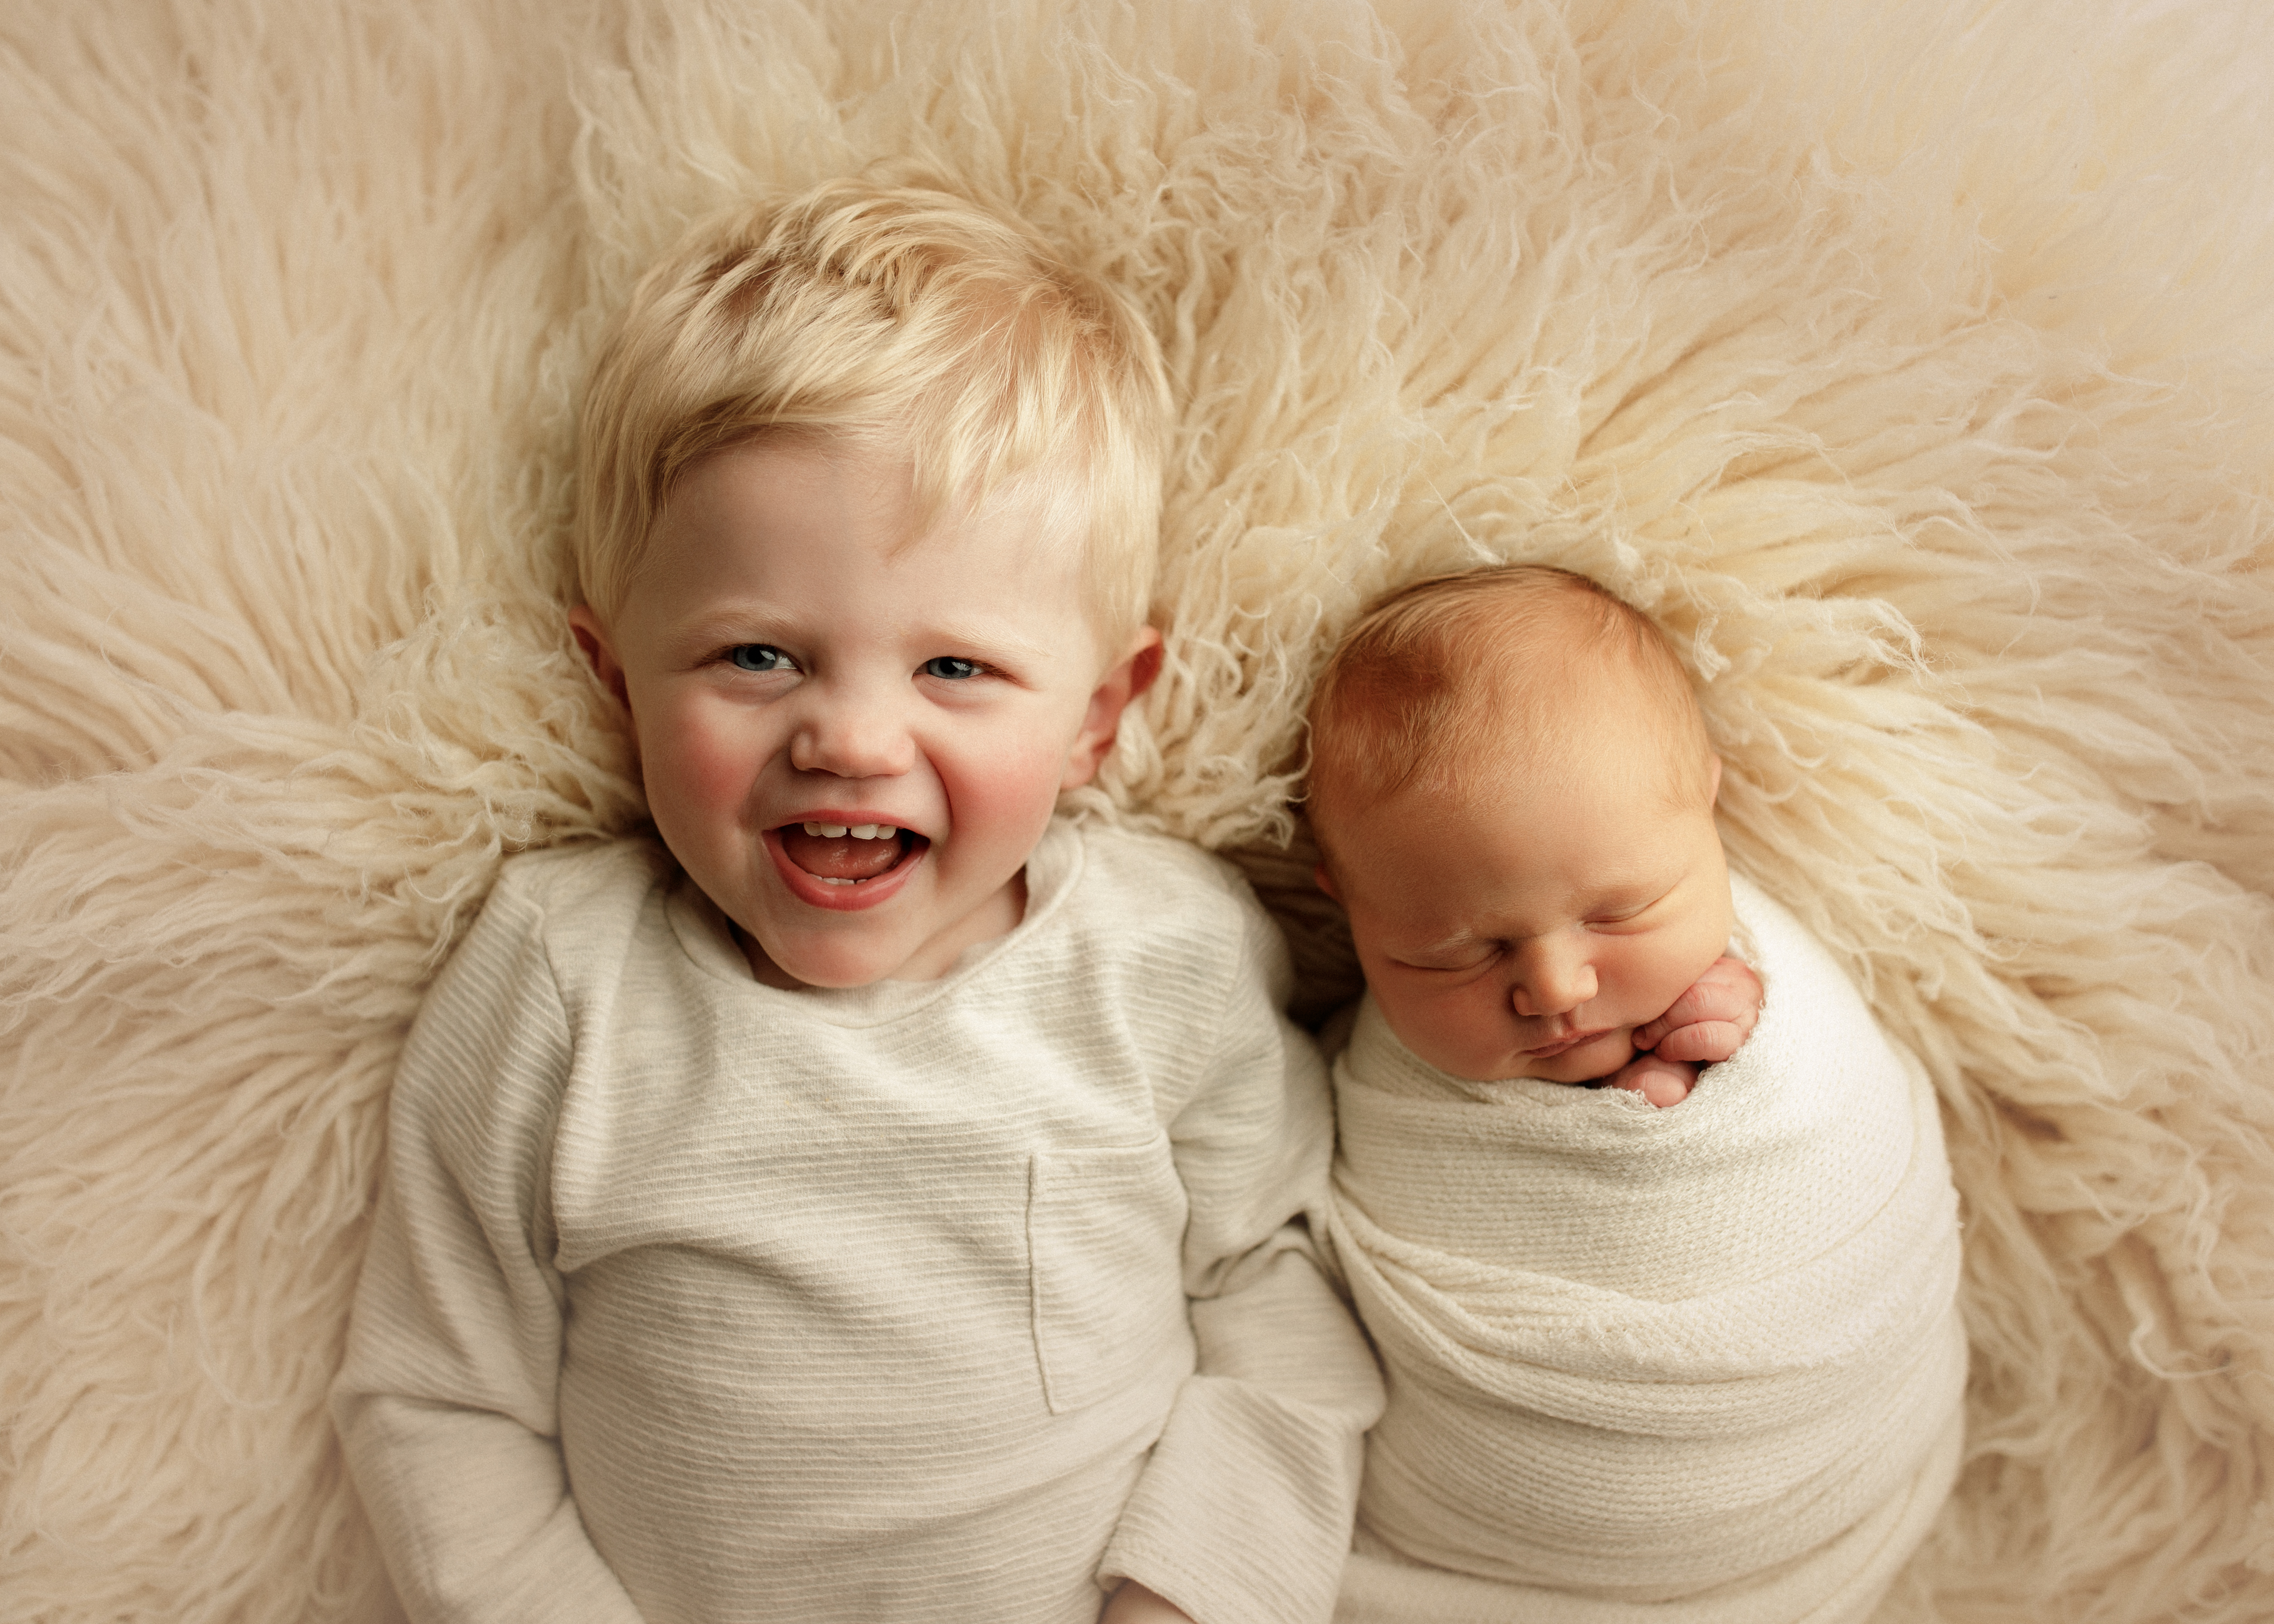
[1306,565,1714,826]
[575,172,1171,641]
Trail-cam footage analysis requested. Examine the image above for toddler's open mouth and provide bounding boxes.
[776,821,925,886]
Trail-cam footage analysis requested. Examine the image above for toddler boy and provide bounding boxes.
[1305,567,1967,1623]
[332,179,1382,1624]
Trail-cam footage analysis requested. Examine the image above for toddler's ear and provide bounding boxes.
[1061,626,1163,791]
[568,606,631,710]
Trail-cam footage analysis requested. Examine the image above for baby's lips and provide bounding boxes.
[1524,1027,1612,1059]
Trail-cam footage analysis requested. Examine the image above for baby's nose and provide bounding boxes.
[1510,942,1598,1019]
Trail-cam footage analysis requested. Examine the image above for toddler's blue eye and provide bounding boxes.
[921,656,982,680]
[728,645,793,673]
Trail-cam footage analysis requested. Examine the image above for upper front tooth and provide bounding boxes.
[803,821,848,838]
[850,823,884,840]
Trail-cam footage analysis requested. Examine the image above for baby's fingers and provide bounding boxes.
[1608,1054,1695,1107]
[1652,1019,1747,1066]
[1633,957,1762,1051]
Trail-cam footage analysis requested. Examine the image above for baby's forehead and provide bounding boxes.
[1327,723,1653,827]
[1362,638,1685,768]
[1307,565,1714,850]
[1313,684,1703,855]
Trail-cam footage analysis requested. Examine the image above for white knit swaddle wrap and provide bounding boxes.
[1329,873,1966,1624]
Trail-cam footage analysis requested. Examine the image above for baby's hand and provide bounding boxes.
[1632,955,1763,1066]
[1100,1580,1198,1624]
[1607,1052,1697,1107]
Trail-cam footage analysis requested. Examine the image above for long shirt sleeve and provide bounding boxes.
[332,860,645,1623]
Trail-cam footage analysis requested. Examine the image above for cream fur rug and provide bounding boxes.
[3,3,2269,1620]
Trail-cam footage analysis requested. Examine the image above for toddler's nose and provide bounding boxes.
[790,690,914,779]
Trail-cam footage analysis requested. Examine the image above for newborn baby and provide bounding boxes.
[1305,565,1967,1624]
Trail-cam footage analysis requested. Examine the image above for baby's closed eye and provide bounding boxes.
[1584,887,1675,929]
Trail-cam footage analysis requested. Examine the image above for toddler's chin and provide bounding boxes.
[736,924,888,991]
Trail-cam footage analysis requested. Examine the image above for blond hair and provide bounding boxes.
[574,175,1170,642]
[1306,566,1714,844]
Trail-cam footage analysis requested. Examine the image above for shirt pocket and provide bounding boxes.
[1026,1139,1192,1415]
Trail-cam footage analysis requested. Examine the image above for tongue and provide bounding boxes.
[781,828,904,881]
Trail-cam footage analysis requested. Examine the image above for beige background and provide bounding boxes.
[3,2,2270,1619]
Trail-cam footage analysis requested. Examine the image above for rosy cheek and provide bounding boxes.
[686,752,752,813]
[944,738,1060,834]
[644,705,755,812]
[1630,939,1703,1016]
[1603,945,1657,1014]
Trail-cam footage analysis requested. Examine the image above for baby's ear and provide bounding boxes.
[1706,753,1723,806]
[567,605,630,710]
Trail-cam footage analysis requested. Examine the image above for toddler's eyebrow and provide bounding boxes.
[664,604,791,646]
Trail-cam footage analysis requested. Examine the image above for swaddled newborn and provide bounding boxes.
[1305,567,1965,1624]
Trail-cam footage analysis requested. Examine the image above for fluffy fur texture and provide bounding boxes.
[2,2,2269,1620]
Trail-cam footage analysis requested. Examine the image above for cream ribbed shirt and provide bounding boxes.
[333,819,1383,1624]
